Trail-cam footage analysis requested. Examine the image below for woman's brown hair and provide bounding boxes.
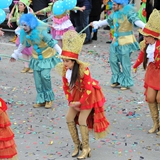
[69,60,80,88]
[143,44,149,70]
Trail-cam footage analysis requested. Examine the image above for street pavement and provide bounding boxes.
[0,29,159,160]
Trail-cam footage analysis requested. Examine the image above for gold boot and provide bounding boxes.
[33,102,45,108]
[110,82,120,87]
[9,35,17,43]
[158,103,160,111]
[28,68,33,73]
[67,121,81,157]
[77,125,91,160]
[21,67,30,73]
[45,101,53,109]
[157,130,160,135]
[148,102,159,133]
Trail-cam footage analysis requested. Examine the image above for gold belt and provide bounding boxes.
[32,47,56,59]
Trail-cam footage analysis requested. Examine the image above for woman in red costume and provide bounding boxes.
[133,9,160,136]
[57,30,110,159]
[0,98,18,160]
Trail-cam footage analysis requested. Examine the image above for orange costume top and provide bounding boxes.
[62,67,110,139]
[133,40,160,91]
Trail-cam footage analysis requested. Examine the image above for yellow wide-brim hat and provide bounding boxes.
[139,9,160,39]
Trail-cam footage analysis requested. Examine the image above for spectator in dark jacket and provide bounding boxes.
[70,0,92,44]
[89,0,102,40]
[8,1,18,42]
[146,0,160,21]
[31,0,50,20]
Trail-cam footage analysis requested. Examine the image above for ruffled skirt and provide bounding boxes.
[144,63,160,90]
[144,63,160,100]
[29,53,61,71]
[51,15,75,40]
[73,84,110,139]
[0,110,18,160]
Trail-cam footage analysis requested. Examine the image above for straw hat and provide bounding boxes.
[57,30,89,77]
[139,9,160,39]
[60,30,86,63]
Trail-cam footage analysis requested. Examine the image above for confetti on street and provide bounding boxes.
[0,30,159,160]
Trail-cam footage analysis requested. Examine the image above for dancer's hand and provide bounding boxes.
[7,20,13,28]
[35,10,42,15]
[133,68,137,73]
[69,101,81,111]
[90,21,99,29]
[10,57,16,62]
[0,28,4,36]
[79,6,86,12]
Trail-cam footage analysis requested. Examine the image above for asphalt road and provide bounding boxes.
[0,30,159,160]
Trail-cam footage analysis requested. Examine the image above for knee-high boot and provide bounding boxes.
[157,130,160,135]
[157,103,160,135]
[148,102,160,133]
[67,121,81,157]
[158,103,160,111]
[77,125,91,160]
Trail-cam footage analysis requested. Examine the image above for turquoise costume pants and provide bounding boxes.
[33,69,54,103]
[109,51,134,88]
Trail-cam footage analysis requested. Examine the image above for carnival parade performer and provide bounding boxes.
[35,0,85,47]
[91,0,146,90]
[7,0,34,73]
[133,9,160,135]
[138,0,147,24]
[0,98,18,160]
[10,13,62,109]
[102,0,114,43]
[56,30,110,159]
[138,0,147,42]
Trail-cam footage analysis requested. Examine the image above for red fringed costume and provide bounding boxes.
[0,98,18,160]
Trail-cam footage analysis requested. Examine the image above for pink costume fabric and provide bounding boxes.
[16,37,32,56]
[51,14,75,40]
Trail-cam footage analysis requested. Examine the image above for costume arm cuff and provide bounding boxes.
[93,20,108,29]
[54,44,62,55]
[134,20,145,29]
[11,44,25,60]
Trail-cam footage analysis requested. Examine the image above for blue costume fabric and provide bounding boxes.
[113,0,129,5]
[20,14,61,103]
[107,4,140,87]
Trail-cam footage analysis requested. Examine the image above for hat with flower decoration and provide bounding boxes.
[113,0,129,5]
[139,9,160,39]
